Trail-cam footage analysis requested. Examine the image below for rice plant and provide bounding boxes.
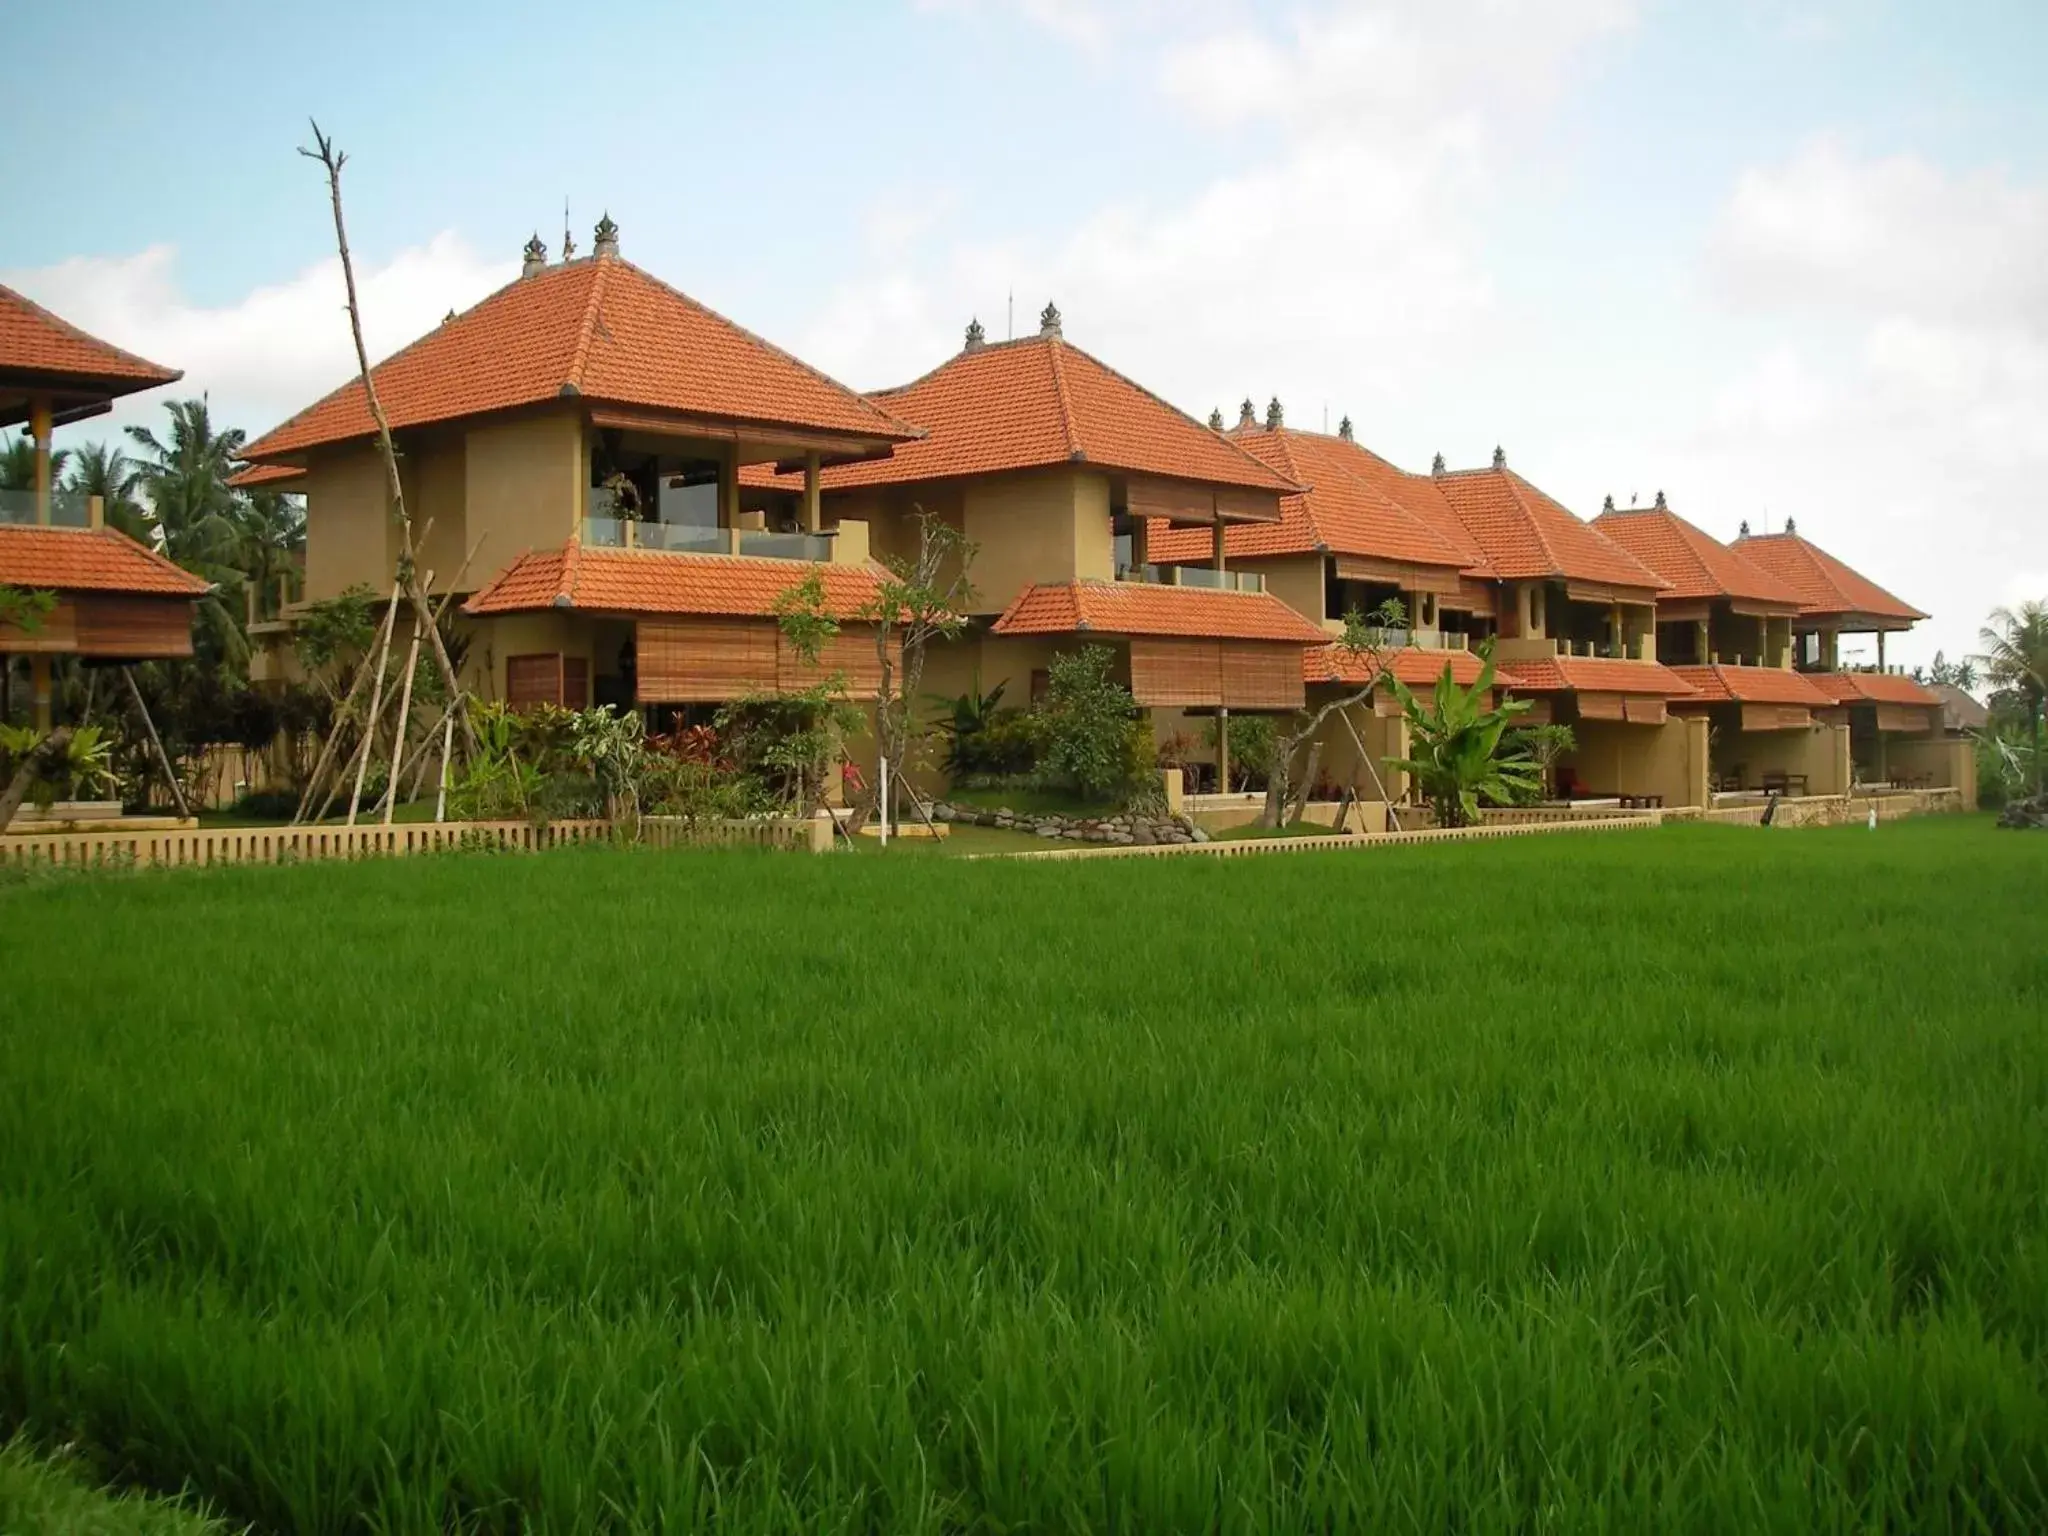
[1,818,2042,1532]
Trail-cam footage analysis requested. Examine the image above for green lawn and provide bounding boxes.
[0,1439,231,1535]
[2,818,2044,1531]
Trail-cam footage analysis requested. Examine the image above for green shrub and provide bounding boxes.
[1033,647,1139,801]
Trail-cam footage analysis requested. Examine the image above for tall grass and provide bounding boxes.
[2,819,2044,1531]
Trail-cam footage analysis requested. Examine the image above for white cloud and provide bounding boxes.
[1,235,512,447]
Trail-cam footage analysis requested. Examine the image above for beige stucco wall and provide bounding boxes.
[1566,716,1708,806]
[1714,720,1852,797]
[958,469,1114,614]
[401,437,470,593]
[467,612,594,704]
[465,410,584,588]
[301,448,395,602]
[1888,735,1976,809]
[1260,555,1327,626]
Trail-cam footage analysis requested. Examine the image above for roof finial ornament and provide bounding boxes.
[964,317,987,352]
[1208,407,1225,431]
[1738,518,1751,537]
[1602,493,1615,513]
[561,198,576,261]
[521,233,548,278]
[1492,445,1507,470]
[1338,415,1354,441]
[1038,300,1062,338]
[1266,396,1284,430]
[1432,452,1446,476]
[1654,489,1667,510]
[1238,398,1258,430]
[593,211,619,258]
[1784,514,1796,533]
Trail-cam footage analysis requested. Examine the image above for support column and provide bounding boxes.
[1876,631,1887,671]
[30,395,53,526]
[1211,518,1227,572]
[1216,707,1230,794]
[719,442,740,530]
[30,654,51,733]
[802,452,821,534]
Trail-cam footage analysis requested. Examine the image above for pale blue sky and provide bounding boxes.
[5,0,2044,661]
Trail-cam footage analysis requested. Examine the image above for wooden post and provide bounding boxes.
[380,571,431,825]
[30,395,52,526]
[87,495,104,530]
[1877,631,1887,671]
[122,666,190,820]
[1216,706,1230,794]
[1211,518,1227,572]
[802,452,821,534]
[29,655,51,733]
[346,584,403,826]
[434,710,454,822]
[720,441,740,531]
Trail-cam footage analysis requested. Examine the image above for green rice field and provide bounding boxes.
[2,817,2044,1532]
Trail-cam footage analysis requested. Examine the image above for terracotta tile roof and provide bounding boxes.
[1497,656,1698,697]
[0,524,209,596]
[226,463,306,489]
[1432,466,1666,593]
[464,541,887,619]
[1147,427,1471,570]
[0,282,182,391]
[762,335,1296,497]
[1666,663,1833,706]
[1304,644,1489,687]
[990,580,1328,643]
[1592,503,1803,609]
[1805,670,1944,707]
[242,255,920,462]
[1730,531,1927,624]
[1933,682,1989,733]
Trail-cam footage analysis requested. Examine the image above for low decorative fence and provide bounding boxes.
[0,815,813,871]
[1700,787,1962,828]
[976,812,1660,861]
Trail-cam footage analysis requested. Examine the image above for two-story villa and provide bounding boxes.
[235,222,923,715]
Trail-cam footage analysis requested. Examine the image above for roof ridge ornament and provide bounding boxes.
[1265,397,1283,430]
[1602,493,1615,513]
[1432,452,1446,476]
[1738,518,1751,537]
[1784,515,1796,533]
[593,212,619,258]
[1038,300,1062,338]
[1238,398,1258,430]
[964,317,986,352]
[1492,445,1507,470]
[521,233,548,279]
[1654,489,1667,510]
[1338,415,1353,441]
[1208,407,1225,431]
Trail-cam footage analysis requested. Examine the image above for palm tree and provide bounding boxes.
[0,431,72,493]
[126,398,249,667]
[1979,600,2048,794]
[64,441,151,542]
[234,488,307,621]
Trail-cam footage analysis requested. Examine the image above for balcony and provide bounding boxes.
[582,517,837,564]
[0,489,92,528]
[1117,563,1266,594]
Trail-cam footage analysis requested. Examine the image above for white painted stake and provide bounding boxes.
[879,752,891,848]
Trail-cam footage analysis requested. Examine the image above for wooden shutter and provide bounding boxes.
[635,619,776,702]
[1874,704,1934,735]
[73,595,195,659]
[1575,691,1627,721]
[1129,637,1222,707]
[1214,488,1282,523]
[776,624,898,699]
[1442,579,1497,617]
[1333,556,1461,596]
[506,654,564,710]
[1125,477,1214,524]
[1739,703,1811,732]
[1220,643,1304,709]
[1623,696,1668,725]
[0,597,79,654]
[562,656,590,710]
[1510,696,1553,725]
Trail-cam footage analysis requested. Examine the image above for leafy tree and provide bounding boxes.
[1207,711,1277,792]
[855,509,975,829]
[1978,600,2047,794]
[1504,721,1577,803]
[1916,650,1979,692]
[1383,649,1539,828]
[1035,645,1138,801]
[1256,598,1409,828]
[235,488,306,621]
[63,441,150,541]
[0,431,71,492]
[719,569,865,816]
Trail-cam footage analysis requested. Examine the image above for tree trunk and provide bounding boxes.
[1288,741,1324,825]
[0,727,72,836]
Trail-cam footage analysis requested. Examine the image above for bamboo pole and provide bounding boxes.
[122,668,190,820]
[1336,702,1401,833]
[380,571,431,825]
[345,587,402,826]
[434,710,455,823]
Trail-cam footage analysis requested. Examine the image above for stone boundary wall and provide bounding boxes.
[933,801,1209,846]
[1698,787,1962,828]
[970,813,1660,862]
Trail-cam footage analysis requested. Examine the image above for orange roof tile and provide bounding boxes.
[0,283,182,393]
[990,580,1328,644]
[1805,670,1944,707]
[1148,427,1471,571]
[1432,465,1666,593]
[1497,656,1697,697]
[1666,663,1833,707]
[464,542,887,619]
[1731,531,1927,625]
[1304,644,1489,687]
[242,255,920,462]
[766,334,1296,497]
[226,463,306,489]
[0,524,210,597]
[1593,503,1803,609]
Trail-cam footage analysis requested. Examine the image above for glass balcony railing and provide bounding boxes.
[0,489,91,527]
[640,523,728,555]
[737,530,833,562]
[1169,565,1266,594]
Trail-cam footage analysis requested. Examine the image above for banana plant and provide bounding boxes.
[1382,648,1538,828]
